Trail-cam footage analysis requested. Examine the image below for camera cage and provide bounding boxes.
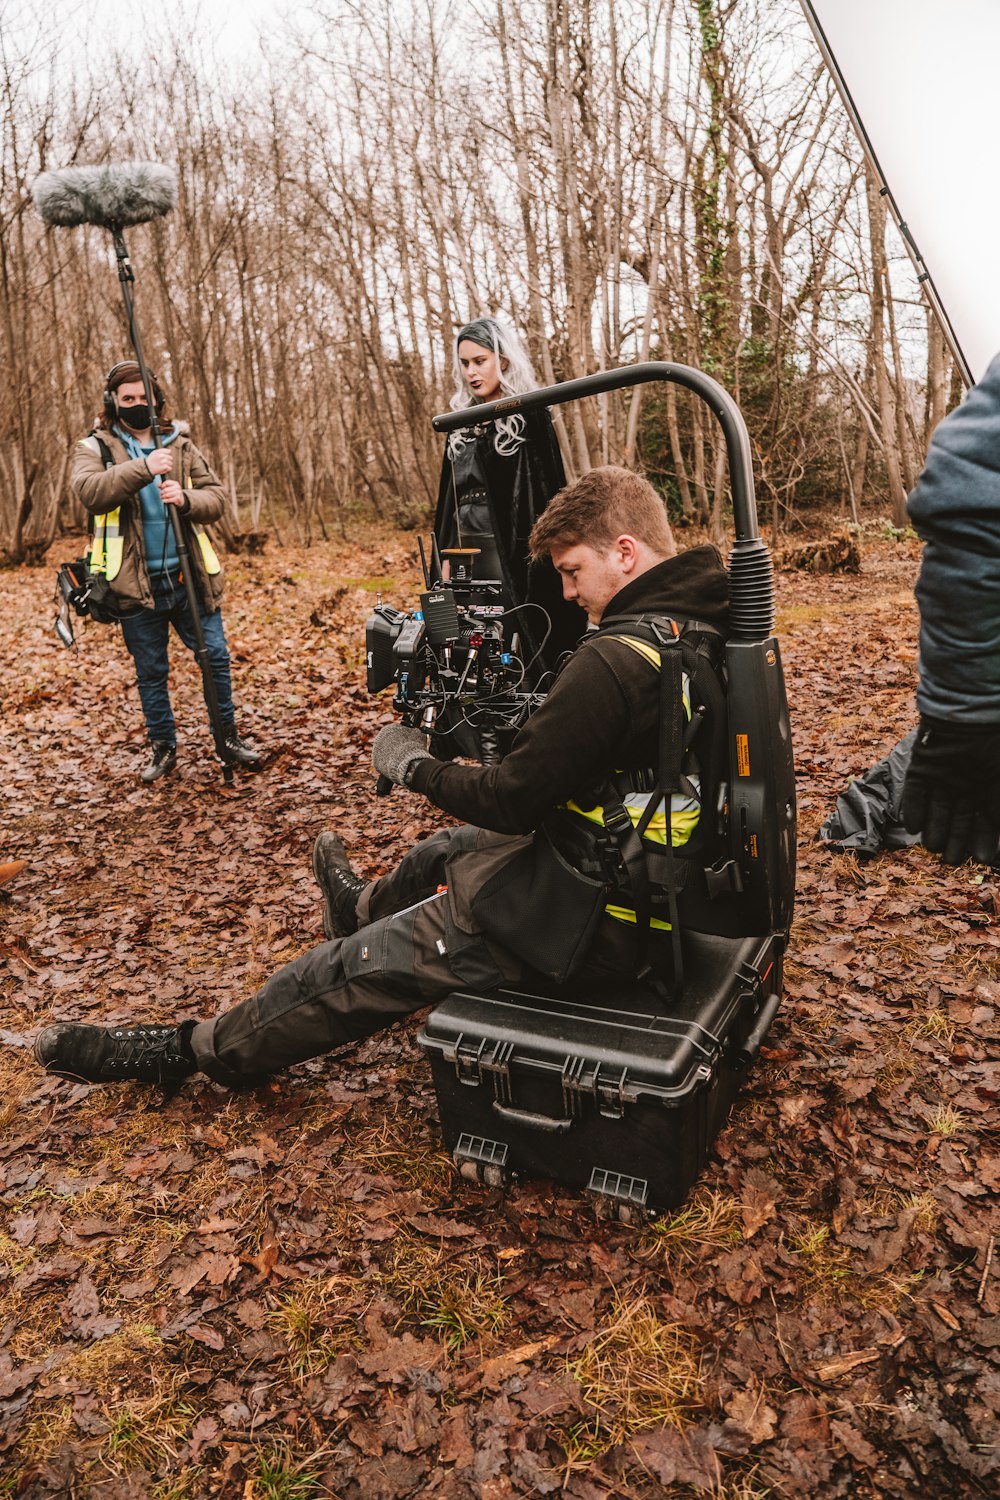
[364,542,548,757]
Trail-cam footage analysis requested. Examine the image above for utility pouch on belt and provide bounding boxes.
[470,825,611,984]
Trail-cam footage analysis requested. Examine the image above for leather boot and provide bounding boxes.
[141,741,177,784]
[312,832,367,938]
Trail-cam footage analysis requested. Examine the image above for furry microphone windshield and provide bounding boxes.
[32,162,176,229]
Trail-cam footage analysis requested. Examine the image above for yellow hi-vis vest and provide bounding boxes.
[559,633,699,931]
[85,440,221,582]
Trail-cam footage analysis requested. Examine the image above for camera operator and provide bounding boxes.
[901,351,1000,865]
[34,466,729,1090]
[71,361,261,784]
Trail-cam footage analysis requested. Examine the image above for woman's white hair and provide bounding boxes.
[448,315,538,456]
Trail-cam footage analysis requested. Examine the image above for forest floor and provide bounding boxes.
[0,523,998,1499]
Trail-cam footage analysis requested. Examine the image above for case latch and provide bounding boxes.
[451,1032,486,1086]
[482,1040,514,1107]
[562,1058,629,1119]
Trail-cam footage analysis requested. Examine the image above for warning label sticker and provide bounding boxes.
[736,733,751,777]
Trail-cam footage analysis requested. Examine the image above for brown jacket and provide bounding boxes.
[70,423,226,612]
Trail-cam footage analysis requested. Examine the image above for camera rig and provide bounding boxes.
[365,543,548,773]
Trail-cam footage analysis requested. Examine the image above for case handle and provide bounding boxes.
[492,1102,574,1133]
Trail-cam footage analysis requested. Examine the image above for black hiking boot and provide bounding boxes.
[312,832,366,939]
[141,741,177,784]
[222,730,263,770]
[34,1022,196,1085]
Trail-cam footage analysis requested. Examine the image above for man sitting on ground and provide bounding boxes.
[34,466,730,1089]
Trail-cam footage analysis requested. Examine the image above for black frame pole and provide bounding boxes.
[433,361,759,540]
[111,227,235,784]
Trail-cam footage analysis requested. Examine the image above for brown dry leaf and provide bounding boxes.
[740,1168,779,1239]
[474,1335,563,1391]
[725,1383,779,1443]
[63,1274,100,1324]
[932,1302,961,1331]
[187,1323,225,1351]
[408,1212,480,1239]
[249,1231,280,1280]
[188,1414,220,1459]
[437,1409,475,1468]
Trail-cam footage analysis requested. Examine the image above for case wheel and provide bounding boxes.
[453,1132,510,1188]
[587,1168,650,1225]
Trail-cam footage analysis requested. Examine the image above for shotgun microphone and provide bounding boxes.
[31,162,176,229]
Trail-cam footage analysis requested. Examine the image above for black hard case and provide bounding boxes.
[417,929,782,1216]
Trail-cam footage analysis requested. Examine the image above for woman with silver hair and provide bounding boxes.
[433,317,584,678]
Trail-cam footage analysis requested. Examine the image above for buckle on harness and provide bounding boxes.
[603,802,633,838]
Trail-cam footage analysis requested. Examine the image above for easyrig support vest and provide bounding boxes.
[431,359,798,981]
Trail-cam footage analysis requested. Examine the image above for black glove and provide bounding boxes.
[901,716,1000,865]
[371,724,432,788]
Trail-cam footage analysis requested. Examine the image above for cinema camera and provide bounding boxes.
[365,544,547,769]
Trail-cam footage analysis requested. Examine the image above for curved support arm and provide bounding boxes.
[432,361,759,543]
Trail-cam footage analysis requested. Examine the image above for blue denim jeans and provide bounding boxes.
[120,571,234,745]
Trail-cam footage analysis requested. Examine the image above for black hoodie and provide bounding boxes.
[409,544,730,834]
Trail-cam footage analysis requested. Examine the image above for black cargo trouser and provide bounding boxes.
[188,826,528,1085]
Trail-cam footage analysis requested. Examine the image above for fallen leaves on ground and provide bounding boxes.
[1,525,998,1497]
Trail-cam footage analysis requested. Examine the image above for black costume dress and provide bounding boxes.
[433,408,585,679]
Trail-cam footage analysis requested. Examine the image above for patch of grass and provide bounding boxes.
[345,575,397,594]
[268,1276,357,1378]
[151,1473,205,1500]
[636,1188,743,1265]
[905,1009,956,1050]
[788,1222,853,1298]
[12,1329,198,1477]
[929,1103,964,1137]
[564,1294,704,1450]
[254,1441,328,1498]
[104,1391,198,1472]
[859,1189,939,1234]
[379,1236,509,1349]
[856,1267,925,1315]
[347,1115,453,1194]
[788,1220,924,1314]
[0,1065,34,1134]
[875,1044,921,1090]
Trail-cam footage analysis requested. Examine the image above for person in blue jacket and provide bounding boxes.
[901,352,1000,864]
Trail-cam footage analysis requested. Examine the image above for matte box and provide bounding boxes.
[417,929,783,1216]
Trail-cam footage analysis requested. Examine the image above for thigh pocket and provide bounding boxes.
[340,919,392,982]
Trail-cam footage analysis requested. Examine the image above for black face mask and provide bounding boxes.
[117,403,151,431]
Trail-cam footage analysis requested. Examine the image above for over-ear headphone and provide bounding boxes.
[102,361,165,423]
